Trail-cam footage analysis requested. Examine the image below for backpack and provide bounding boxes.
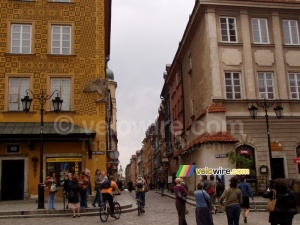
[136,178,143,188]
[101,180,111,189]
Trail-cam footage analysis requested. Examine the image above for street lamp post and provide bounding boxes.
[248,99,283,181]
[21,90,63,209]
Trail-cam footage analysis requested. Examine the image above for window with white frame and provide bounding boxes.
[8,77,30,111]
[288,73,300,99]
[282,20,299,45]
[11,24,32,54]
[51,25,71,55]
[51,78,71,111]
[220,17,237,42]
[251,18,269,44]
[225,72,242,99]
[258,72,274,99]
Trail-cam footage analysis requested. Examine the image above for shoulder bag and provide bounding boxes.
[50,183,57,192]
[266,189,277,212]
[177,189,187,203]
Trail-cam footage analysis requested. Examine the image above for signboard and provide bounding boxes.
[46,158,82,162]
[215,154,228,158]
[271,141,283,151]
[92,151,105,155]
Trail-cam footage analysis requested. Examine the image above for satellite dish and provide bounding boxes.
[109,150,120,159]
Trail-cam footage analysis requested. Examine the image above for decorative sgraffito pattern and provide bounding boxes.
[0,0,106,114]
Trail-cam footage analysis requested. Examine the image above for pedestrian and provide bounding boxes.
[92,169,102,207]
[263,178,298,225]
[135,175,148,212]
[201,175,217,214]
[219,176,242,225]
[128,180,133,192]
[216,177,225,213]
[158,176,166,196]
[174,177,188,225]
[44,170,57,210]
[238,176,254,223]
[117,179,123,191]
[68,174,81,218]
[63,172,73,209]
[209,175,218,214]
[78,168,90,209]
[194,182,214,225]
[181,178,189,214]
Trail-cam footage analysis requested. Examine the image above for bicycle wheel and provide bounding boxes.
[114,202,121,219]
[99,203,109,222]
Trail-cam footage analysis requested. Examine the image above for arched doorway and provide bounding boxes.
[235,145,256,178]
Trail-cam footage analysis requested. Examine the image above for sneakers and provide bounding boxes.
[92,203,96,207]
[142,209,145,213]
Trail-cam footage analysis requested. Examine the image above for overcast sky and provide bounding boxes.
[109,0,195,174]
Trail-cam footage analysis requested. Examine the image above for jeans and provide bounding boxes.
[136,191,146,207]
[48,192,55,210]
[92,187,102,206]
[80,188,89,208]
[225,204,241,225]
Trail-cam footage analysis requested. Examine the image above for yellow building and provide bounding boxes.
[0,0,112,201]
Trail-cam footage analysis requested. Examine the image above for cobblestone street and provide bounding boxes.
[1,191,299,225]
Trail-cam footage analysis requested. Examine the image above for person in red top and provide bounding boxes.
[174,177,188,225]
[44,170,57,210]
[101,175,121,218]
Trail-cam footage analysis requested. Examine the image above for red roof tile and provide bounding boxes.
[174,131,238,157]
[207,103,226,113]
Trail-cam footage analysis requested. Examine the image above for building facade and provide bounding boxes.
[0,0,113,200]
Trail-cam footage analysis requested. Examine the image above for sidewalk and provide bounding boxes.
[0,191,137,219]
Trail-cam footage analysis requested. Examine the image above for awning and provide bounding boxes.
[293,157,300,164]
[0,122,96,142]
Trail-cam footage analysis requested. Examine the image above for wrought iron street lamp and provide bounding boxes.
[248,99,283,181]
[21,90,63,209]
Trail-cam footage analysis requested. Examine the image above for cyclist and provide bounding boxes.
[101,176,121,218]
[135,175,148,213]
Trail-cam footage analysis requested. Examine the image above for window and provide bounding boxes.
[225,72,242,99]
[8,78,30,111]
[51,25,71,54]
[251,18,269,44]
[11,24,32,54]
[51,78,71,111]
[258,72,274,99]
[282,20,299,45]
[288,73,300,99]
[220,17,237,42]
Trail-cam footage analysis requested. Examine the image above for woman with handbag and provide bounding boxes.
[219,176,242,225]
[44,170,57,210]
[194,182,214,225]
[174,177,188,225]
[263,178,298,225]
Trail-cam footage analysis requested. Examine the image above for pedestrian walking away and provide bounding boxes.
[263,178,298,225]
[194,182,214,225]
[238,175,254,223]
[92,169,103,207]
[219,176,242,225]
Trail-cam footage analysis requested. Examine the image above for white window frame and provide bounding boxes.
[282,20,300,45]
[220,17,238,43]
[288,73,300,99]
[8,77,30,111]
[258,72,275,99]
[225,72,242,99]
[51,25,71,55]
[11,24,32,54]
[251,18,269,44]
[50,78,71,111]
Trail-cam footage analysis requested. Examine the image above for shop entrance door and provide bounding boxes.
[1,160,24,200]
[272,158,285,179]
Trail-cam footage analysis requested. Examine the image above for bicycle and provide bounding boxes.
[99,193,121,222]
[136,192,144,216]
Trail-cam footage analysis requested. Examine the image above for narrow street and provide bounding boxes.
[1,191,299,225]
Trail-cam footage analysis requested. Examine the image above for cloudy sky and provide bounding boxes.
[109,0,195,172]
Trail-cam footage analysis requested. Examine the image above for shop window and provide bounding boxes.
[46,157,82,187]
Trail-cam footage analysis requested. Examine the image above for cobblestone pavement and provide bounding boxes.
[1,191,299,225]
